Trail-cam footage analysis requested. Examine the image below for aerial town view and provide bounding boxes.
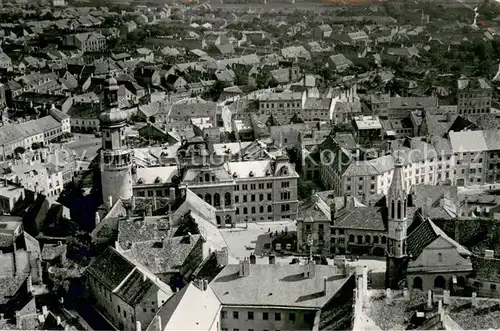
[3,0,500,330]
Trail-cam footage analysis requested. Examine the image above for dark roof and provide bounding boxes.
[86,247,135,290]
[115,269,154,306]
[407,218,470,260]
[411,185,458,208]
[192,253,224,283]
[333,207,387,231]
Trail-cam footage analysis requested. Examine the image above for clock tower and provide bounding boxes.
[99,74,133,209]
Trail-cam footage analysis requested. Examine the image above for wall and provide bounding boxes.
[220,307,316,331]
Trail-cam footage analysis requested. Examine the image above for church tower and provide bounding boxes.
[386,156,409,288]
[99,74,133,209]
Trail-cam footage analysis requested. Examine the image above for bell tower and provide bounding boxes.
[386,156,409,288]
[99,74,133,209]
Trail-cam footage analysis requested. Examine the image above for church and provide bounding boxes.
[298,155,473,292]
[385,157,473,291]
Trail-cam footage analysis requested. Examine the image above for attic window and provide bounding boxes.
[249,171,255,177]
[232,172,238,178]
[137,178,144,184]
[154,176,162,184]
[266,170,271,176]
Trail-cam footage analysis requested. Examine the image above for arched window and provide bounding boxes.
[268,205,272,213]
[204,193,212,205]
[434,276,446,289]
[404,199,407,217]
[251,206,256,214]
[236,208,239,215]
[197,194,203,199]
[365,235,371,243]
[438,253,443,263]
[373,236,379,244]
[381,236,387,244]
[349,234,355,242]
[357,235,363,244]
[260,206,264,213]
[243,207,248,214]
[205,173,210,182]
[216,216,221,225]
[397,200,402,219]
[213,193,220,207]
[391,200,395,219]
[224,192,231,206]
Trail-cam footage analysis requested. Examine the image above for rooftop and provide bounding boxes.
[210,264,351,308]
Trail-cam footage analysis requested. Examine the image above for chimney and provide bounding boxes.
[303,261,315,279]
[216,248,228,266]
[147,204,153,217]
[323,276,327,295]
[56,316,62,326]
[239,257,250,276]
[136,321,142,331]
[156,315,162,331]
[131,195,136,211]
[422,197,433,217]
[203,279,209,291]
[95,211,100,225]
[268,254,276,264]
[249,253,256,264]
[27,275,33,293]
[108,195,113,208]
[15,311,21,328]
[169,187,176,201]
[485,249,494,259]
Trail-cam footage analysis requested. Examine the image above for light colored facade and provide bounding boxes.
[86,247,173,331]
[180,158,299,226]
[99,76,133,209]
[449,130,500,187]
[457,78,492,115]
[65,32,106,53]
[258,91,305,124]
[4,163,63,198]
[0,182,24,214]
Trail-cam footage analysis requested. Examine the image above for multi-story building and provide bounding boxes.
[257,91,304,124]
[457,78,492,115]
[172,137,299,226]
[0,182,24,214]
[3,163,63,198]
[64,32,106,53]
[85,247,173,331]
[449,129,500,186]
[318,134,455,205]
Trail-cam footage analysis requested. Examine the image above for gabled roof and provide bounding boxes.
[407,218,470,260]
[148,282,221,331]
[333,207,387,231]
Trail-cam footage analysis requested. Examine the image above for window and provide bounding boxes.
[118,305,121,313]
[221,311,227,319]
[248,311,254,320]
[233,311,239,319]
[268,205,272,213]
[235,196,239,203]
[268,193,272,200]
[275,312,281,321]
[491,284,497,290]
[289,312,296,322]
[251,184,256,190]
[243,195,248,203]
[251,194,255,202]
[263,312,269,320]
[260,194,264,201]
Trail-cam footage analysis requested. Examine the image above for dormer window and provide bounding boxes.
[232,172,238,178]
[249,171,254,177]
[154,176,161,184]
[137,178,144,184]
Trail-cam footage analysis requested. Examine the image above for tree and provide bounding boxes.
[14,146,25,155]
[174,211,200,236]
[31,142,42,150]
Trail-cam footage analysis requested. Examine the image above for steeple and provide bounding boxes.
[388,156,406,220]
[387,155,408,257]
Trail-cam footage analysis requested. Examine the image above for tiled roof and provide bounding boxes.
[118,217,172,250]
[123,235,202,274]
[407,218,470,260]
[85,247,136,290]
[389,97,438,109]
[115,268,154,306]
[210,264,351,308]
[0,275,27,305]
[304,98,332,110]
[333,207,387,231]
[298,194,331,222]
[41,243,67,261]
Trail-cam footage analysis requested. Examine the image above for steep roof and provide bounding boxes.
[148,282,221,331]
[407,218,470,260]
[86,247,135,290]
[334,207,387,231]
